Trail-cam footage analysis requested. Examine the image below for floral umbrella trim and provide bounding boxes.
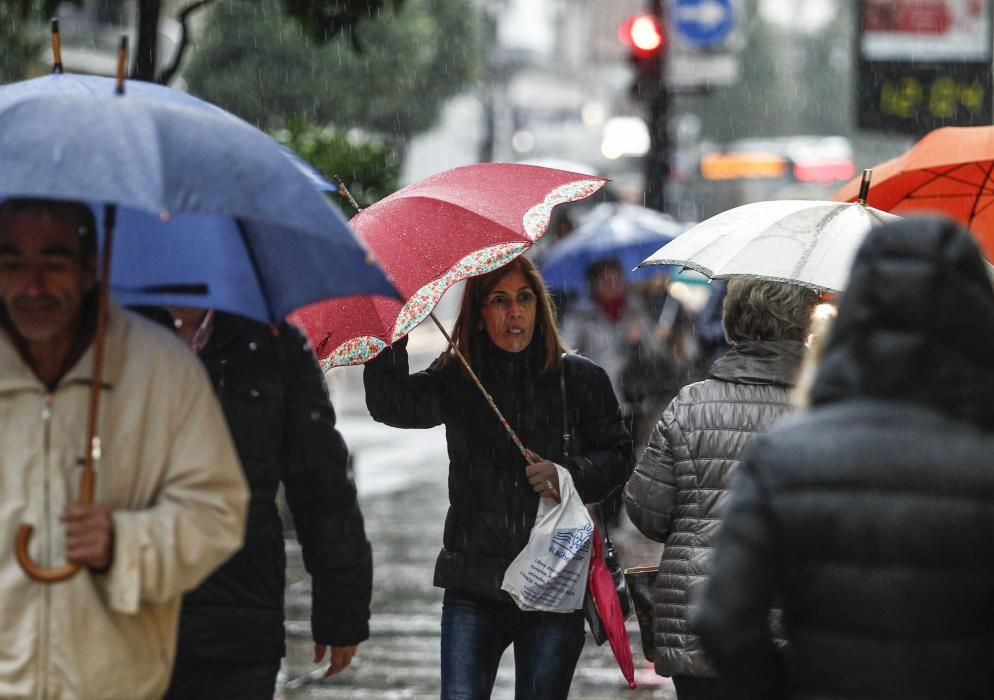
[392,242,529,341]
[322,335,388,369]
[522,179,605,241]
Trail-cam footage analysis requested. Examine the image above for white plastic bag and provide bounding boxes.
[501,464,594,612]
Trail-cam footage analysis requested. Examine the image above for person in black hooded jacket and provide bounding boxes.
[145,309,373,700]
[695,216,994,700]
[364,255,631,700]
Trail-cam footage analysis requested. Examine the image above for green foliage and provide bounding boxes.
[0,9,39,82]
[0,0,83,82]
[186,0,480,139]
[281,0,404,46]
[271,120,401,212]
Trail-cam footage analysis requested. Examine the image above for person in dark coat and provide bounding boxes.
[623,277,817,700]
[150,309,372,700]
[695,216,994,700]
[364,255,631,700]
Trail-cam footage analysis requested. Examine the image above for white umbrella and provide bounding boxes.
[638,200,900,293]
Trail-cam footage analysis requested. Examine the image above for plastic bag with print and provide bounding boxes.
[501,464,594,612]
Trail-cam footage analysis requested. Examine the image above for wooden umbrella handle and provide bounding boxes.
[15,526,80,582]
[15,207,114,583]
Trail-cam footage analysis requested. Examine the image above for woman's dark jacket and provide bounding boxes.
[623,339,802,678]
[696,217,994,700]
[174,313,372,663]
[364,336,631,601]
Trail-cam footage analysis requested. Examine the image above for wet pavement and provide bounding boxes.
[278,473,675,699]
[274,330,677,699]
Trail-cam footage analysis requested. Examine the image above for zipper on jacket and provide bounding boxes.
[39,393,53,699]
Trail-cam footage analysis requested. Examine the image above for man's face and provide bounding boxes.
[0,210,96,344]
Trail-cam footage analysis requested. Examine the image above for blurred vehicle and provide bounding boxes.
[688,135,856,220]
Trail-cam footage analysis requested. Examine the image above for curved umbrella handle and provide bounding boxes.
[14,206,115,584]
[15,524,80,582]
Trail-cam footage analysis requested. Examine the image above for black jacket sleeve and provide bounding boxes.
[363,336,446,429]
[564,357,633,503]
[280,324,372,647]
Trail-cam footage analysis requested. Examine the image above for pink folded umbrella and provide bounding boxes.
[589,527,636,689]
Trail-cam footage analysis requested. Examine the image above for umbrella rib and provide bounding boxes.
[235,220,278,323]
[901,165,976,199]
[968,161,994,227]
[787,204,850,279]
[974,197,994,219]
[906,161,994,199]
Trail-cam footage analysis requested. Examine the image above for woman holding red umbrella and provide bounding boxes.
[364,256,631,699]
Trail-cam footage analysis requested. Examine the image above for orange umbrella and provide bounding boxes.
[834,126,994,260]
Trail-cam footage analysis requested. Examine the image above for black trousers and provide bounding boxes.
[673,675,723,700]
[164,658,281,700]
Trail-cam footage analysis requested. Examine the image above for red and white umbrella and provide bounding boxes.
[290,163,606,367]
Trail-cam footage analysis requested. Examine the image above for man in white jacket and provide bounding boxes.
[0,197,248,699]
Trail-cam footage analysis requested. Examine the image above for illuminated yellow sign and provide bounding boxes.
[700,153,788,180]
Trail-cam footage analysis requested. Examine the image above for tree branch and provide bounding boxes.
[156,0,216,85]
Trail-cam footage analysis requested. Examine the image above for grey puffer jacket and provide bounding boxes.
[623,339,803,677]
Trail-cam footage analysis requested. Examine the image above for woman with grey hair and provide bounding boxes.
[623,276,818,700]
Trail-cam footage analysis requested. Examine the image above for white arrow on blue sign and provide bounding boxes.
[671,0,735,49]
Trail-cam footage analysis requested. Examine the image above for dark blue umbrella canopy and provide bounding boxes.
[539,202,688,293]
[0,89,397,322]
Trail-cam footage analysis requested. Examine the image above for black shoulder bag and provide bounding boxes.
[561,354,632,645]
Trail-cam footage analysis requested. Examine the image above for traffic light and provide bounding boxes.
[619,12,664,59]
[619,6,669,213]
[619,12,664,100]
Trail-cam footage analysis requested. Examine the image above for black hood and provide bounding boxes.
[810,216,994,430]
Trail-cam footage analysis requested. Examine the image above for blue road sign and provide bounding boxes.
[671,0,735,49]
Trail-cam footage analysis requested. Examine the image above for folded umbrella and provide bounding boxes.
[588,527,636,689]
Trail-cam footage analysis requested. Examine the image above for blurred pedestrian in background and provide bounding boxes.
[143,308,372,700]
[560,258,663,523]
[696,217,994,700]
[364,256,631,700]
[693,281,731,372]
[624,276,818,700]
[629,270,701,441]
[0,198,248,699]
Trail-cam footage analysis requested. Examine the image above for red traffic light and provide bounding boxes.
[619,13,664,57]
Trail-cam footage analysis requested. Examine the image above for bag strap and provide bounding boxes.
[560,352,572,458]
[561,353,615,546]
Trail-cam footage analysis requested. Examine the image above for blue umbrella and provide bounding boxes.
[0,72,334,193]
[539,203,688,293]
[0,90,397,322]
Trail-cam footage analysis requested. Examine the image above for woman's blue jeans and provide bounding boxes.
[440,589,586,700]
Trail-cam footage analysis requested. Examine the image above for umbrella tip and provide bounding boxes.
[50,18,63,74]
[115,35,128,95]
[334,175,363,213]
[857,168,872,205]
